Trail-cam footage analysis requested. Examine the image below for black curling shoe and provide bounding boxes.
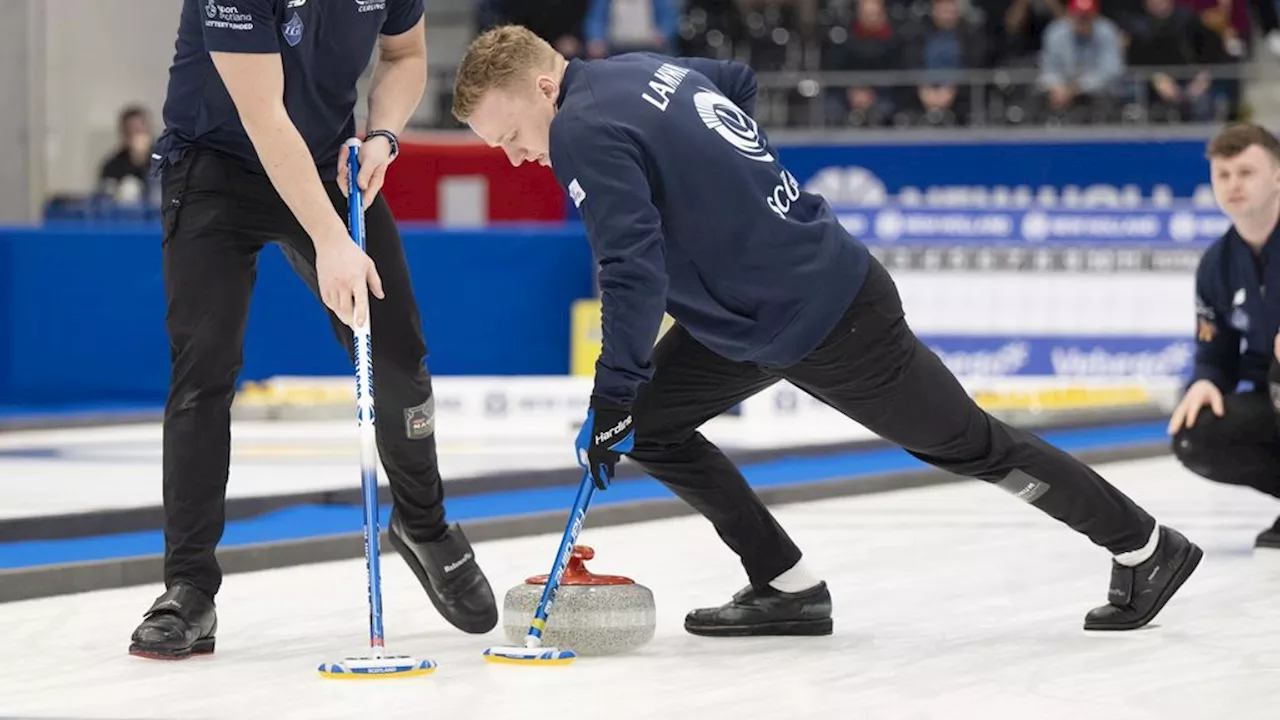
[685,581,833,637]
[1084,526,1202,631]
[388,514,498,634]
[128,582,217,659]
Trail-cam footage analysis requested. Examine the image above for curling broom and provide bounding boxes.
[318,138,436,680]
[482,468,598,666]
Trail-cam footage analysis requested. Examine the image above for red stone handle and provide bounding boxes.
[524,545,635,586]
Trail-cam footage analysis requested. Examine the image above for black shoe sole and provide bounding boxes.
[685,617,833,637]
[1083,543,1203,632]
[128,637,216,660]
[1254,537,1280,550]
[388,530,497,635]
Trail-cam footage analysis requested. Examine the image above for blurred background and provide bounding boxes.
[2,0,1263,424]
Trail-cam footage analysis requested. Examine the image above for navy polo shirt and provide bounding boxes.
[1192,223,1280,393]
[153,0,424,180]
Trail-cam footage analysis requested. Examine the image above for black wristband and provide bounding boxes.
[365,129,399,158]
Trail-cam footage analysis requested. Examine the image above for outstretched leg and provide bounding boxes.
[781,258,1200,631]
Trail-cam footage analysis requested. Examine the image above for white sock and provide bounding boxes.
[1114,525,1161,567]
[768,560,822,593]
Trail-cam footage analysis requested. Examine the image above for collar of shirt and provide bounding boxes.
[1226,219,1280,260]
[558,58,585,109]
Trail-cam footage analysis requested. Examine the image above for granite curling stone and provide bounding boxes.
[502,545,655,656]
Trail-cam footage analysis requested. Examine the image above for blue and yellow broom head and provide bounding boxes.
[318,654,437,679]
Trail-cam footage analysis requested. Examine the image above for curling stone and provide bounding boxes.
[502,545,655,656]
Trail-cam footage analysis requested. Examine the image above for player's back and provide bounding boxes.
[551,52,870,368]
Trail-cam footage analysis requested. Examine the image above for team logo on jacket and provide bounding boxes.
[568,179,586,208]
[693,89,773,163]
[1197,318,1216,342]
[281,11,304,46]
[1230,287,1249,332]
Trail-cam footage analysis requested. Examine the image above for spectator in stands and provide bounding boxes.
[1125,0,1222,122]
[906,0,987,125]
[97,105,156,205]
[584,0,681,57]
[1097,0,1145,28]
[1037,0,1124,122]
[1178,0,1250,58]
[1251,0,1280,56]
[1188,0,1280,57]
[487,0,591,58]
[737,0,821,39]
[1174,0,1255,121]
[826,0,904,127]
[976,0,1065,67]
[677,0,744,58]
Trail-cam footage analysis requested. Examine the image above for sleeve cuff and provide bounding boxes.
[1192,364,1234,393]
[591,371,639,409]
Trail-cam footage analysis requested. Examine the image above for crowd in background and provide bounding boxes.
[473,0,1279,127]
[76,0,1280,215]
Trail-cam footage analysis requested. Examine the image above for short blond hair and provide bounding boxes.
[452,25,559,122]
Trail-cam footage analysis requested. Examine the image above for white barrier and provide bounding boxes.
[233,373,1179,446]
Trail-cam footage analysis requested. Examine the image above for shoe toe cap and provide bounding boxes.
[446,576,498,633]
[132,615,188,645]
[684,607,716,624]
[1084,606,1114,623]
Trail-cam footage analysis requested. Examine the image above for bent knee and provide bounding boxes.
[628,431,684,459]
[1171,425,1238,483]
[627,421,705,461]
[1171,409,1233,453]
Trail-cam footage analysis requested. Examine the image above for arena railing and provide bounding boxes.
[418,62,1262,136]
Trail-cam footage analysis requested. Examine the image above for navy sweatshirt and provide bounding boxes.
[1191,224,1280,393]
[549,54,871,406]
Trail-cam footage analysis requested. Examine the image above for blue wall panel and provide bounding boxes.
[5,227,170,405]
[0,240,12,407]
[774,138,1213,205]
[0,224,593,408]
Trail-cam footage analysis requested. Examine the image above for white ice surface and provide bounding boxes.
[1,457,1278,719]
[0,416,870,520]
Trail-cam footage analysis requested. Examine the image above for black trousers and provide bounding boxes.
[628,257,1157,588]
[1172,390,1280,500]
[160,150,446,597]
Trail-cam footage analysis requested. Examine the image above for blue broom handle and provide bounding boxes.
[526,470,596,644]
[346,139,385,651]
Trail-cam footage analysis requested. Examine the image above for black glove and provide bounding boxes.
[575,397,635,490]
